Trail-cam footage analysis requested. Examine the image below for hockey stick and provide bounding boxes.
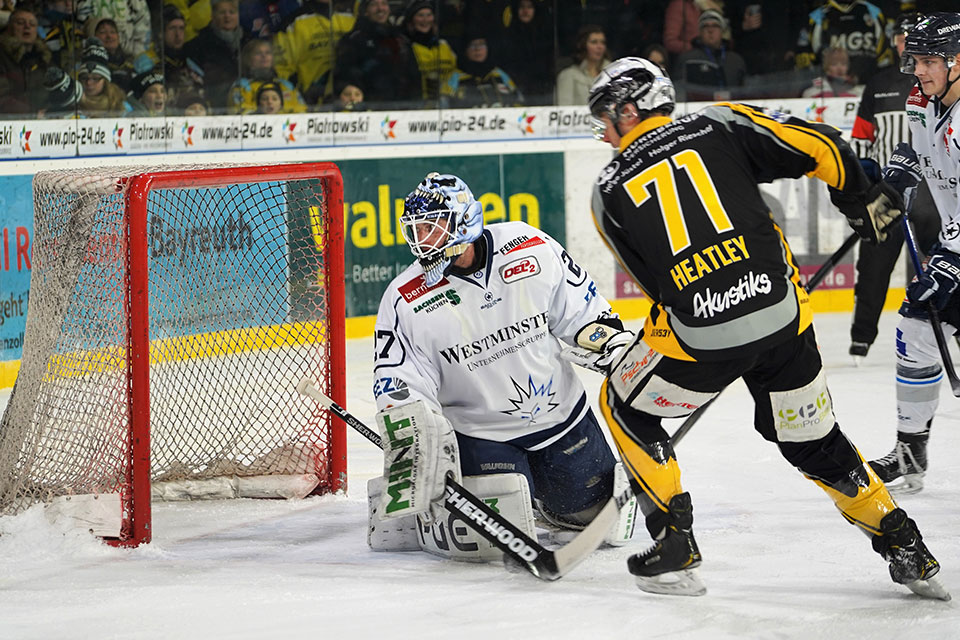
[296,378,630,581]
[669,230,862,447]
[900,214,960,397]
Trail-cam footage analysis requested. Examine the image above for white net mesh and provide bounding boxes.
[0,164,342,538]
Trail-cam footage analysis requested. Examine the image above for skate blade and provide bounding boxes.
[906,575,952,601]
[886,474,925,495]
[634,567,706,597]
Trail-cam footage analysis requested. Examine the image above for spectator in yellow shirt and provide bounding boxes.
[402,0,456,105]
[272,0,354,104]
[228,38,307,113]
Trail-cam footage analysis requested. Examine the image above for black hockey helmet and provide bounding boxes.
[900,12,960,73]
[587,57,675,140]
[892,12,924,38]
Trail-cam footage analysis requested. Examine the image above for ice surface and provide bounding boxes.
[1,312,958,640]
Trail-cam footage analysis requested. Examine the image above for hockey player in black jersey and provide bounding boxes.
[582,57,948,600]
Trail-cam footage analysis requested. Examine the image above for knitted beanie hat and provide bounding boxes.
[403,0,433,24]
[44,66,82,110]
[85,16,119,41]
[256,82,284,107]
[162,3,185,24]
[698,9,726,30]
[79,37,111,81]
[131,70,165,99]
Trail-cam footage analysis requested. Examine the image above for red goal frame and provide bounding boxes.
[119,163,346,546]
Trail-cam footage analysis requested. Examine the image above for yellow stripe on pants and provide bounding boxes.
[599,380,683,514]
[809,459,898,536]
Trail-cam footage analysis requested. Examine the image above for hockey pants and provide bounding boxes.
[599,326,898,538]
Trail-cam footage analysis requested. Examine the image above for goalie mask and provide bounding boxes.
[587,57,675,140]
[400,172,483,286]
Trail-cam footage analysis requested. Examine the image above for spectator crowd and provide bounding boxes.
[0,0,955,118]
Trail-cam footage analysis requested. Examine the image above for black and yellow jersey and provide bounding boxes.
[591,103,871,362]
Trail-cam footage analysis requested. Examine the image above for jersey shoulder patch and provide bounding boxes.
[498,235,546,255]
[490,221,548,255]
[397,273,451,304]
[597,158,621,186]
[907,86,929,108]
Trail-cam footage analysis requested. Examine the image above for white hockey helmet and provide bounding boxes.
[587,57,675,140]
[400,172,483,286]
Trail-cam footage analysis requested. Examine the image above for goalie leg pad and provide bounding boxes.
[605,461,638,546]
[416,473,536,562]
[367,476,421,551]
[376,400,460,523]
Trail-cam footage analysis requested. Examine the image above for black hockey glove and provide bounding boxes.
[881,143,922,199]
[830,180,903,244]
[907,250,960,310]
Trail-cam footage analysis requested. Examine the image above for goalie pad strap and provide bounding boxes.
[376,400,460,522]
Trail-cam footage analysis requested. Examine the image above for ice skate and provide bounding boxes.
[849,341,870,366]
[905,575,951,601]
[869,431,928,494]
[873,508,950,600]
[627,492,705,596]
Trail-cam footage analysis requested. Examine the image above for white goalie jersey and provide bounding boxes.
[373,221,614,449]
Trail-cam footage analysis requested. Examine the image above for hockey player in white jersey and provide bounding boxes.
[868,12,960,494]
[367,172,636,561]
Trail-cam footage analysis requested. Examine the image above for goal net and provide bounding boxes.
[0,163,345,545]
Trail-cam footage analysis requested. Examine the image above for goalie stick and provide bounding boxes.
[669,229,863,447]
[296,378,630,581]
[900,212,960,397]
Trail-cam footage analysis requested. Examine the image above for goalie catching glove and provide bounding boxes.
[564,317,634,375]
[376,400,460,524]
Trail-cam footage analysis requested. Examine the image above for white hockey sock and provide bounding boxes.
[896,364,941,436]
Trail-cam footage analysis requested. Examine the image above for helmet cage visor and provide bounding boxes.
[900,49,958,74]
[400,207,458,260]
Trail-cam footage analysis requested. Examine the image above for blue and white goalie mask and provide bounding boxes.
[400,172,483,286]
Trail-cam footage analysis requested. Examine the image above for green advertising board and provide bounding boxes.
[339,153,565,316]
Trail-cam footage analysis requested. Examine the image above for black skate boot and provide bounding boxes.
[627,492,705,596]
[868,430,928,494]
[872,508,950,600]
[849,341,870,360]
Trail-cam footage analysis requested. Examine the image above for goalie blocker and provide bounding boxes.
[368,402,637,561]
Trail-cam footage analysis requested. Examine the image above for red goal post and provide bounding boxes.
[0,162,346,546]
